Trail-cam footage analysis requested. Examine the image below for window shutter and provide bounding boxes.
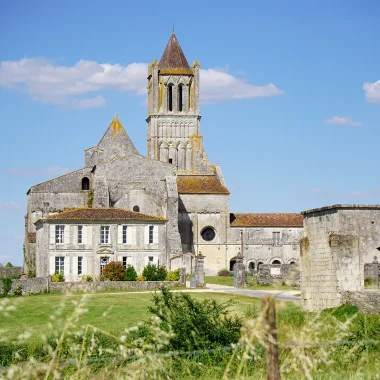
[153,225,159,244]
[73,226,78,245]
[132,226,137,245]
[144,256,149,266]
[50,225,55,245]
[117,225,123,244]
[82,257,88,275]
[144,226,149,245]
[127,226,133,245]
[86,226,92,245]
[72,256,78,276]
[65,225,71,245]
[49,256,55,275]
[63,257,70,278]
[82,226,87,245]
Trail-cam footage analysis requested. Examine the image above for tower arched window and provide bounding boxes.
[81,177,90,191]
[178,85,183,112]
[133,205,140,212]
[168,84,173,111]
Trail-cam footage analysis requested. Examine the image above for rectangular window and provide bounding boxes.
[78,226,83,244]
[149,226,154,244]
[100,257,109,274]
[78,256,83,275]
[122,256,132,269]
[55,225,64,244]
[55,256,64,274]
[123,226,128,244]
[148,256,154,264]
[272,232,281,246]
[100,226,110,244]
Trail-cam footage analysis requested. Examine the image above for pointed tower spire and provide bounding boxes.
[158,33,191,73]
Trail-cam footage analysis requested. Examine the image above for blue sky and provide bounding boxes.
[0,0,379,265]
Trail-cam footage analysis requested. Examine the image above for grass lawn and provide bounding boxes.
[0,291,268,344]
[204,276,299,291]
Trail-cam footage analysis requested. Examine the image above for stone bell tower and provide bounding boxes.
[146,32,211,174]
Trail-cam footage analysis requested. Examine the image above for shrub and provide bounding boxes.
[5,262,12,267]
[149,288,243,351]
[102,261,125,281]
[124,266,137,281]
[166,269,181,281]
[26,270,36,278]
[81,275,93,282]
[217,268,230,277]
[13,285,22,296]
[51,273,65,282]
[142,264,168,281]
[136,275,145,281]
[1,278,12,295]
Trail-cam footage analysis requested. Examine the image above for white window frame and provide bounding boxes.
[55,225,65,244]
[122,256,132,269]
[149,225,154,244]
[123,226,128,244]
[272,231,281,246]
[78,256,83,275]
[78,225,83,244]
[55,256,64,274]
[100,256,109,274]
[100,226,110,244]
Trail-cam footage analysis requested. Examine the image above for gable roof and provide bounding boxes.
[41,208,167,223]
[177,175,230,194]
[230,213,303,227]
[159,33,192,73]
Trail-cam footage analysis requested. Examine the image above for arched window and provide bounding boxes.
[257,262,264,271]
[133,205,140,212]
[178,85,183,112]
[168,84,173,111]
[272,260,281,265]
[248,262,255,272]
[230,258,236,272]
[81,177,90,191]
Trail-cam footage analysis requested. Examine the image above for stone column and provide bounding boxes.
[195,254,205,288]
[373,256,379,288]
[234,256,246,288]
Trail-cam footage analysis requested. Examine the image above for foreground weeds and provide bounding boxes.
[0,292,380,379]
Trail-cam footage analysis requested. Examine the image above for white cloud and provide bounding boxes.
[0,201,22,210]
[363,80,380,104]
[309,188,324,194]
[200,68,283,103]
[324,116,364,127]
[347,188,380,198]
[5,166,69,176]
[0,58,283,108]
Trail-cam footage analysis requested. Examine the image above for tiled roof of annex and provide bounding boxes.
[42,208,167,223]
[177,175,230,194]
[230,213,303,227]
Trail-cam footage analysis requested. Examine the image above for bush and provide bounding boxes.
[124,266,137,281]
[26,270,36,278]
[148,288,243,351]
[1,278,12,295]
[102,261,125,281]
[51,273,65,282]
[5,262,12,267]
[166,269,181,281]
[13,285,22,296]
[142,264,168,281]
[81,275,93,282]
[217,268,231,277]
[136,275,145,281]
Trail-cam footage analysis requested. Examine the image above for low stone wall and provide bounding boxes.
[258,264,299,285]
[0,266,23,279]
[341,291,380,314]
[364,263,380,280]
[0,278,184,295]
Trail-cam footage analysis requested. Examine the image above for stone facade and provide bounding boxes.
[341,291,380,314]
[301,205,380,312]
[23,33,303,280]
[257,264,299,285]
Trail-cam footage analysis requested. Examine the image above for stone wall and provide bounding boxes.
[257,264,299,285]
[364,263,380,280]
[0,278,183,295]
[341,291,380,314]
[0,266,23,279]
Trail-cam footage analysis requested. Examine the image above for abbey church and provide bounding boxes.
[24,33,303,280]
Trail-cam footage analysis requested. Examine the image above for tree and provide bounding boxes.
[124,266,137,281]
[5,262,12,267]
[102,261,125,281]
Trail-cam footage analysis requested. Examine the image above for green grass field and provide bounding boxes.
[0,291,265,344]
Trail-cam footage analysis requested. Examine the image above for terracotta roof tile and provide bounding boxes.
[230,213,303,227]
[177,176,230,194]
[27,232,36,243]
[43,208,167,222]
[159,33,191,71]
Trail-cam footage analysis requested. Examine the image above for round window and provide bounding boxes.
[201,227,216,242]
